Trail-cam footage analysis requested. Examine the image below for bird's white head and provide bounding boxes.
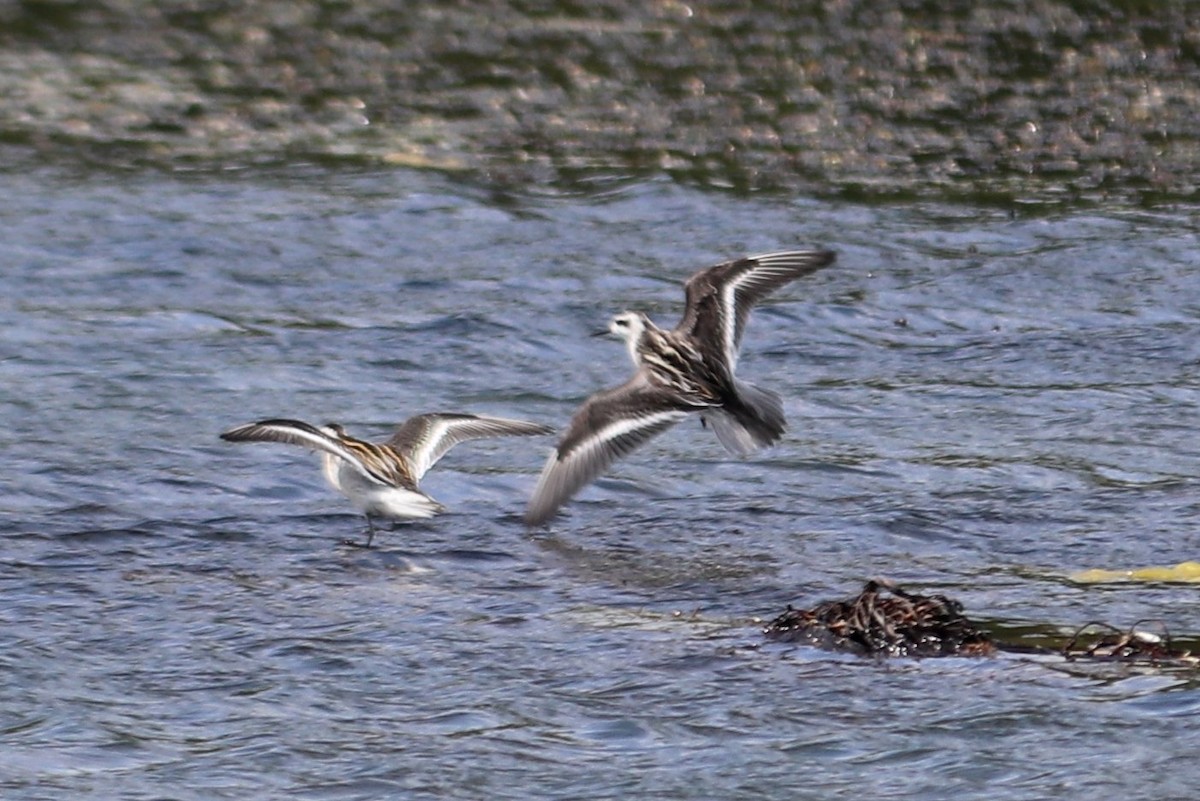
[607,311,647,340]
[605,311,650,365]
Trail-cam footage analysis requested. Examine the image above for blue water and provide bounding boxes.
[2,167,1199,800]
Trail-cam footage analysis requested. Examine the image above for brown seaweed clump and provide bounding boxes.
[1062,622,1200,669]
[763,580,995,658]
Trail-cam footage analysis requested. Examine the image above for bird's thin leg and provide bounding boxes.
[345,516,378,548]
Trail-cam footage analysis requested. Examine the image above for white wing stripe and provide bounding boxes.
[403,415,549,479]
[558,410,689,463]
[224,422,395,486]
[407,417,451,479]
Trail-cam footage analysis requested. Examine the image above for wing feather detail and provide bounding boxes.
[387,413,553,480]
[220,418,395,486]
[524,380,691,526]
[679,249,836,371]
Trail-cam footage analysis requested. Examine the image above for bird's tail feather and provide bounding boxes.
[705,381,786,457]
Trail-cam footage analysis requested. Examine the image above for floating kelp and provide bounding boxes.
[1062,621,1200,668]
[763,580,995,658]
[765,581,1200,668]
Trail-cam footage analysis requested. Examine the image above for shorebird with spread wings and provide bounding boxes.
[222,413,552,545]
[525,249,836,527]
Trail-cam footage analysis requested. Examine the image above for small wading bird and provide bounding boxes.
[222,413,552,546]
[525,249,837,527]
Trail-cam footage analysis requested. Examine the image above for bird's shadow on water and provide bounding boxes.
[65,514,449,594]
[89,513,433,569]
[515,505,789,604]
[265,512,537,578]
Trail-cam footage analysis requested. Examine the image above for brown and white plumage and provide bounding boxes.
[525,249,836,527]
[221,413,552,545]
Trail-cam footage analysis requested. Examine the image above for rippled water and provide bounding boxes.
[2,167,1199,799]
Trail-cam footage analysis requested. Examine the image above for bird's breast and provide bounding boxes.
[639,332,725,404]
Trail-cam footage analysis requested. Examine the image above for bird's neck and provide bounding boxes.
[626,318,659,366]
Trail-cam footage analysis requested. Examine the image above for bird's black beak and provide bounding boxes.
[590,328,610,338]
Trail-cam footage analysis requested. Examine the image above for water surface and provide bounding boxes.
[1,167,1199,799]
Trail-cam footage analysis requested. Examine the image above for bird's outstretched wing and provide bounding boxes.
[524,377,692,527]
[388,413,553,481]
[220,418,394,486]
[678,250,836,371]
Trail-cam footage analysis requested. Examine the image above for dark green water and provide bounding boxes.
[2,0,1198,202]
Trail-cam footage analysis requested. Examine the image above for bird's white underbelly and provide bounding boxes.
[358,485,442,518]
[322,456,442,519]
